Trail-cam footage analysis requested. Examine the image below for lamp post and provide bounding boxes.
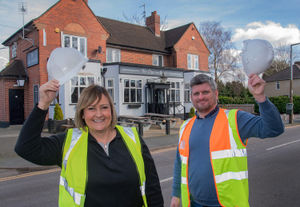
[289,43,300,124]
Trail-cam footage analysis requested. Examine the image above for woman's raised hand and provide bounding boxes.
[37,80,60,110]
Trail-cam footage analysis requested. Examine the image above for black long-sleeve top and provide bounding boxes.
[15,106,164,207]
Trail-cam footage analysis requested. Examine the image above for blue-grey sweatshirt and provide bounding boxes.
[172,98,284,206]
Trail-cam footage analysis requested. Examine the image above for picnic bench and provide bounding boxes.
[144,113,177,129]
[118,115,153,137]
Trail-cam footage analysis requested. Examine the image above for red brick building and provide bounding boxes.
[0,0,210,126]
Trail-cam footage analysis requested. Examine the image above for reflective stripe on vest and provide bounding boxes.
[178,116,196,207]
[59,125,148,207]
[178,109,249,207]
[115,125,148,207]
[210,109,249,207]
[60,176,84,206]
[59,127,88,207]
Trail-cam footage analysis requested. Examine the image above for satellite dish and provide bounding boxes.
[241,39,274,75]
[47,48,88,85]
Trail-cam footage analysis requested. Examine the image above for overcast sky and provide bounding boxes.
[1,0,300,70]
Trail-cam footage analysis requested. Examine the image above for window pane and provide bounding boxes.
[107,48,112,62]
[87,77,95,85]
[72,37,78,49]
[137,80,142,88]
[153,55,158,66]
[124,79,129,87]
[27,49,39,67]
[176,82,180,88]
[108,89,114,100]
[80,87,85,96]
[131,80,135,87]
[159,56,163,66]
[130,89,136,102]
[195,56,199,69]
[80,38,85,55]
[116,50,120,62]
[171,90,175,101]
[176,90,180,102]
[137,89,142,102]
[171,82,175,88]
[71,77,78,86]
[80,77,86,85]
[34,85,39,105]
[108,79,113,87]
[64,36,70,48]
[124,89,129,102]
[71,87,78,103]
[188,54,191,69]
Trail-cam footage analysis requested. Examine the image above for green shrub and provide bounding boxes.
[188,107,195,118]
[218,95,300,114]
[54,103,64,120]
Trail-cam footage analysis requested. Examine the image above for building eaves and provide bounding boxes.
[264,64,300,82]
[0,59,27,78]
[164,23,192,48]
[2,20,34,46]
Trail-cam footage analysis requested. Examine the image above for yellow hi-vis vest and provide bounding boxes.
[58,125,148,207]
[178,109,249,207]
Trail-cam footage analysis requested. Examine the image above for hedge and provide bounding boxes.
[218,95,300,114]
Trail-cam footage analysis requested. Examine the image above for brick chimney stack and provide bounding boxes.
[146,11,160,37]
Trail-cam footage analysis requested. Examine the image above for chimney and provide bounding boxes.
[146,11,160,37]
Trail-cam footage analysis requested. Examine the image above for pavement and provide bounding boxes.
[1,116,299,179]
[0,121,182,178]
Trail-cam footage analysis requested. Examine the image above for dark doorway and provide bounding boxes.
[9,89,24,125]
[146,82,170,114]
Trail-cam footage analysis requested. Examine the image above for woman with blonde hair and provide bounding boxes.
[15,79,164,207]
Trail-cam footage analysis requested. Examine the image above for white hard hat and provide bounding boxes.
[47,47,88,85]
[241,39,274,76]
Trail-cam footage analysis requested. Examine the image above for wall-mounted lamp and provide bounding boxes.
[101,67,107,76]
[16,79,25,87]
[97,46,102,53]
[160,72,168,83]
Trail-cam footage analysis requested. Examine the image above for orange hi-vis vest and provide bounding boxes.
[178,108,249,207]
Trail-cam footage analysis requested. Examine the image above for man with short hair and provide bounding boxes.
[171,73,284,207]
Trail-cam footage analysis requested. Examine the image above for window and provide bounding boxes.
[70,76,95,103]
[184,83,191,102]
[33,85,39,105]
[106,79,114,101]
[27,49,39,67]
[124,79,142,103]
[62,34,87,56]
[12,42,17,58]
[170,81,180,102]
[276,81,280,90]
[152,55,163,66]
[106,48,120,63]
[187,54,199,69]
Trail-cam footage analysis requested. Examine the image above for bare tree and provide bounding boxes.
[122,11,145,26]
[199,21,237,82]
[263,43,289,77]
[122,4,168,30]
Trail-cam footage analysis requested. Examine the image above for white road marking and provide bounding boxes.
[0,168,60,182]
[160,176,173,183]
[266,139,300,151]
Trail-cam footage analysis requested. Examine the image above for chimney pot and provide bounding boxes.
[146,11,160,37]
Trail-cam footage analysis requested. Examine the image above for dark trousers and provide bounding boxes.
[191,200,221,207]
